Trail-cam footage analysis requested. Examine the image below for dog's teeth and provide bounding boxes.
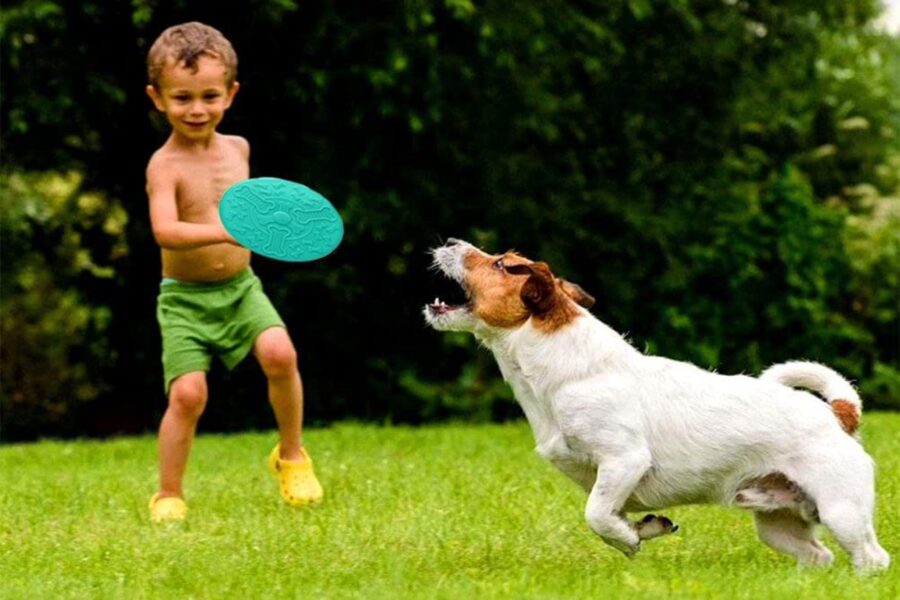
[434,297,440,305]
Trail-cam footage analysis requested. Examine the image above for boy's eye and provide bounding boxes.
[204,93,221,100]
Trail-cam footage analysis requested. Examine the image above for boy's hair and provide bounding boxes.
[147,22,238,89]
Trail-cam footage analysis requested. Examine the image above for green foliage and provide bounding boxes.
[651,166,859,371]
[846,191,900,408]
[1,1,898,438]
[2,417,900,597]
[397,334,517,422]
[0,170,128,435]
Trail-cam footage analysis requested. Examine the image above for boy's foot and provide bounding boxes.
[149,493,187,522]
[268,445,324,506]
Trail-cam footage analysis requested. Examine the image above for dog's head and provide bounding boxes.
[424,238,594,336]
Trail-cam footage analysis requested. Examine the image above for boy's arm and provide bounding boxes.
[147,158,236,250]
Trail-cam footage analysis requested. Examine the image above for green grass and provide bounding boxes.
[2,414,899,599]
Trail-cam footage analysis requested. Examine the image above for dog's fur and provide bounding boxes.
[424,239,890,571]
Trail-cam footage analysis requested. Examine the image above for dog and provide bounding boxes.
[423,238,890,572]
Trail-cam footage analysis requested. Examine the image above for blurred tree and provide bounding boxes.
[1,0,898,439]
[0,171,128,435]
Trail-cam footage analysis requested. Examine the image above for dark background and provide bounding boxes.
[2,0,899,441]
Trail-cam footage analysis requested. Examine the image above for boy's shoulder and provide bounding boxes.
[146,138,183,170]
[146,144,180,184]
[145,134,249,180]
[221,133,250,159]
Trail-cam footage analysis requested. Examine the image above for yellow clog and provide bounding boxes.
[149,493,187,522]
[268,445,324,506]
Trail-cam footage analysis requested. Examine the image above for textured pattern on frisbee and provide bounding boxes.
[220,177,343,262]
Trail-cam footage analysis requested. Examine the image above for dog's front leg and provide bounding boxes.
[584,449,652,558]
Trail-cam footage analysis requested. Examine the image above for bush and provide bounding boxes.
[0,170,128,437]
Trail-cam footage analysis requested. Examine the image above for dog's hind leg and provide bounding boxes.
[817,501,890,572]
[584,449,652,558]
[792,442,890,572]
[754,510,834,567]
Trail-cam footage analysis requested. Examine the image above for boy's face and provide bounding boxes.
[146,55,239,141]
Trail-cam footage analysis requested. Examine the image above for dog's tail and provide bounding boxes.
[760,361,861,435]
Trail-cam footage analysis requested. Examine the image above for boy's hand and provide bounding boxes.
[221,226,242,247]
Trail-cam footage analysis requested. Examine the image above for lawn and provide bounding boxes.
[2,414,898,599]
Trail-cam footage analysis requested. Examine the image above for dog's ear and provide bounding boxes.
[560,279,595,309]
[519,262,557,314]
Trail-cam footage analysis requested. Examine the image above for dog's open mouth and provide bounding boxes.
[426,277,471,318]
[428,297,469,316]
[426,240,476,324]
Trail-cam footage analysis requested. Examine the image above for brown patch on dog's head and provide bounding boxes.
[830,399,860,434]
[462,250,590,332]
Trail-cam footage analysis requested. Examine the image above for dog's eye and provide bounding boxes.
[493,259,504,271]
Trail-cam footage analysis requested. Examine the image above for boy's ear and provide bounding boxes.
[224,81,240,109]
[146,85,165,112]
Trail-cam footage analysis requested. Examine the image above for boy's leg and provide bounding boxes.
[254,326,303,461]
[255,326,323,506]
[157,371,208,498]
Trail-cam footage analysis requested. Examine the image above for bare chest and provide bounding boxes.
[175,153,249,222]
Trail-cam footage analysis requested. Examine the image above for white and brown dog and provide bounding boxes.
[424,238,889,572]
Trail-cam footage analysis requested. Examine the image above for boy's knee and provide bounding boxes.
[168,373,208,418]
[256,332,298,377]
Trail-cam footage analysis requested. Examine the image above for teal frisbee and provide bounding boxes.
[219,177,343,262]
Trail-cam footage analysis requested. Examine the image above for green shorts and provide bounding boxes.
[156,268,285,394]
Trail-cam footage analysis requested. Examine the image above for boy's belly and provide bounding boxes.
[161,244,251,282]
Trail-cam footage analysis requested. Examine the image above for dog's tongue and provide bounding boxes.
[430,298,455,314]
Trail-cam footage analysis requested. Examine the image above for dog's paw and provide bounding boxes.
[635,514,680,540]
[603,535,641,559]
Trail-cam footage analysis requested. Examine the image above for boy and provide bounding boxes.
[144,22,322,521]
